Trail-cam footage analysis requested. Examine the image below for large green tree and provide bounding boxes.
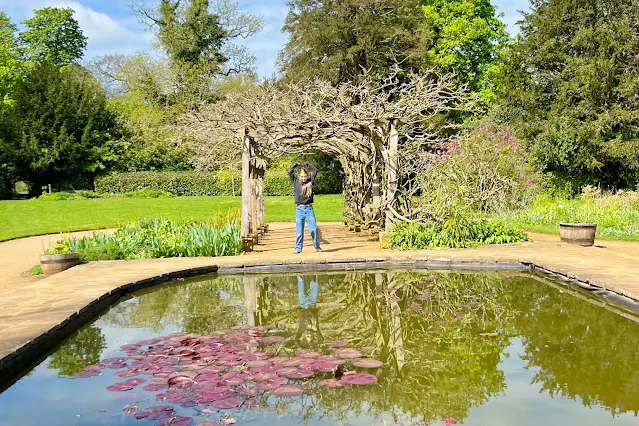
[8,61,120,196]
[493,0,639,189]
[19,7,87,65]
[423,0,507,101]
[278,0,432,84]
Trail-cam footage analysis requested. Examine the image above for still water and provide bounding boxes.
[1,270,639,426]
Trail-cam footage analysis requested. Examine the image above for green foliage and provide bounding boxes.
[28,264,42,276]
[279,0,432,83]
[95,170,343,196]
[385,217,527,249]
[45,241,71,255]
[493,0,639,189]
[20,8,87,65]
[420,124,538,214]
[498,188,639,239]
[6,61,120,197]
[422,0,507,101]
[35,188,173,201]
[64,217,243,261]
[0,12,24,105]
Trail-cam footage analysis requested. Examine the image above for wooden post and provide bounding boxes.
[385,119,399,232]
[249,160,258,237]
[372,173,381,214]
[241,129,251,240]
[257,167,265,230]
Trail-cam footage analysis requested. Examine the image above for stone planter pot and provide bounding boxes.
[40,253,80,277]
[560,223,597,247]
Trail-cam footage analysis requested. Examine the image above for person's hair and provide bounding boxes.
[299,167,313,198]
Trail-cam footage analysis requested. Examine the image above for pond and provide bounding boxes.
[1,270,639,426]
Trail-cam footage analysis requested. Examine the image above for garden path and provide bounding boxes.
[2,222,639,378]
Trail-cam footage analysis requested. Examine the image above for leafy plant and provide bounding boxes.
[45,242,71,255]
[28,264,42,276]
[63,216,243,261]
[385,217,527,250]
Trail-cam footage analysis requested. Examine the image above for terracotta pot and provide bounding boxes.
[559,223,597,247]
[40,253,80,277]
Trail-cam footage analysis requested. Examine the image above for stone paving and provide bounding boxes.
[1,222,639,378]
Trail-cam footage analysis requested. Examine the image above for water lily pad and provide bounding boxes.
[441,418,457,424]
[340,373,378,385]
[272,385,305,397]
[335,348,362,359]
[260,336,284,344]
[352,359,383,369]
[197,423,224,426]
[319,379,345,388]
[331,340,349,348]
[143,384,168,392]
[284,370,314,379]
[154,416,192,426]
[73,370,101,378]
[211,397,242,409]
[168,375,196,389]
[106,384,134,392]
[147,410,175,420]
[411,304,423,311]
[296,350,321,359]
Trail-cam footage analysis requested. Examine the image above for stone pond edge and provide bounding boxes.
[2,258,639,385]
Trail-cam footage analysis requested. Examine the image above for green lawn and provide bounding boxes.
[0,195,345,241]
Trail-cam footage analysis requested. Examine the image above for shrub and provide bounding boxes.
[63,217,243,261]
[95,170,343,197]
[421,124,538,214]
[385,217,528,250]
[35,189,173,201]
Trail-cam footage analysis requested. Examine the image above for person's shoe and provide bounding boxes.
[294,250,301,254]
[316,248,323,253]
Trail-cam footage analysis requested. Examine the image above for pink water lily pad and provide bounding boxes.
[106,384,134,392]
[154,416,193,426]
[441,418,457,424]
[340,373,378,385]
[114,370,140,378]
[284,370,314,379]
[143,384,168,392]
[211,397,242,409]
[331,340,349,348]
[260,336,284,344]
[352,359,383,369]
[296,350,321,359]
[147,410,175,420]
[168,375,196,389]
[73,370,101,378]
[272,385,305,397]
[335,348,362,359]
[319,379,345,388]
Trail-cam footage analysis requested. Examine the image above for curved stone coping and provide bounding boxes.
[1,256,638,390]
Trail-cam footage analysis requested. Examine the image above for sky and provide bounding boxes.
[0,0,531,78]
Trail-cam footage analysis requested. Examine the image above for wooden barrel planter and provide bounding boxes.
[40,253,80,277]
[559,223,597,247]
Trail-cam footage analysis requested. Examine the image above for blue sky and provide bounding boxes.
[0,0,531,78]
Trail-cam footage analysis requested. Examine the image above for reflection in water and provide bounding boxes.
[296,275,323,347]
[3,271,639,425]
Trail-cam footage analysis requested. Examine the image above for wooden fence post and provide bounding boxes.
[257,167,265,230]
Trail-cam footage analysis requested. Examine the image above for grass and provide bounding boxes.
[0,195,345,241]
[495,192,639,241]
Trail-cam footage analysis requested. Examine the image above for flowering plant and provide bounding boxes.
[420,124,538,214]
[45,242,71,255]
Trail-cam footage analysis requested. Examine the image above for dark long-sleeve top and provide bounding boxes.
[288,162,318,205]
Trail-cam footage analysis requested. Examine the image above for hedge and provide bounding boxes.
[95,170,343,196]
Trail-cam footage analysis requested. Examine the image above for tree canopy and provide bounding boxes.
[278,0,432,84]
[19,7,87,65]
[493,0,639,189]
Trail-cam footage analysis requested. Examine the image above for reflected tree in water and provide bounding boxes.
[48,325,106,377]
[508,279,639,416]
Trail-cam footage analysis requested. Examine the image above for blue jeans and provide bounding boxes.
[297,275,319,308]
[295,204,320,252]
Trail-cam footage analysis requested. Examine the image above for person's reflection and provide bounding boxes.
[296,275,323,347]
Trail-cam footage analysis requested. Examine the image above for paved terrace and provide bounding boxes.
[2,222,639,379]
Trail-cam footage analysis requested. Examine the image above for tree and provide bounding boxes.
[278,0,432,84]
[422,0,507,101]
[48,325,106,377]
[9,61,120,196]
[131,0,262,107]
[493,0,639,190]
[20,7,87,65]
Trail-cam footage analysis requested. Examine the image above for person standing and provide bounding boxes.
[288,161,322,253]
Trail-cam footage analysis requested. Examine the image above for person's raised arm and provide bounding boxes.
[288,162,299,182]
[304,162,319,182]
